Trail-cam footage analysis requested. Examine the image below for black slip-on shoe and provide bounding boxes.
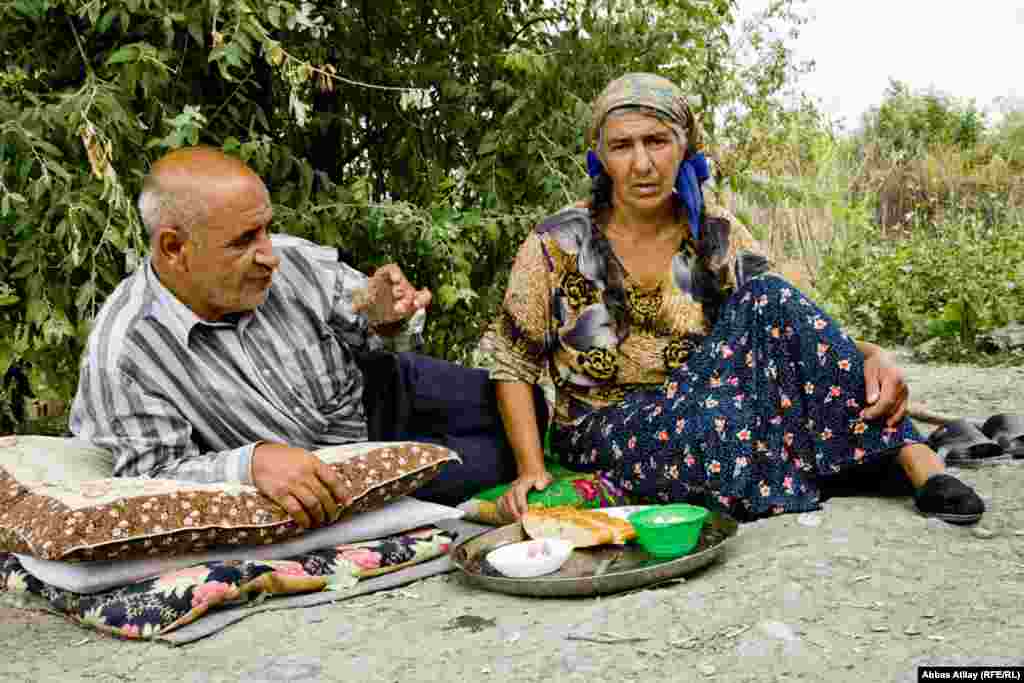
[927,419,1010,468]
[980,413,1024,458]
[913,473,985,525]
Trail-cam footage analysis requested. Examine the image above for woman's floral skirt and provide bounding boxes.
[552,275,922,521]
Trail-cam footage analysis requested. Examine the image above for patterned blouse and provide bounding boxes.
[487,205,768,428]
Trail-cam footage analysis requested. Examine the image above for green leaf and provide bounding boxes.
[32,177,49,203]
[254,106,270,131]
[233,29,253,53]
[107,227,127,251]
[437,284,459,309]
[106,45,141,65]
[99,265,121,288]
[298,161,313,206]
[17,157,33,182]
[12,259,34,279]
[188,18,205,47]
[26,298,47,325]
[45,160,71,182]
[267,5,282,29]
[477,132,499,156]
[33,140,63,158]
[224,43,244,68]
[97,8,117,32]
[0,295,20,307]
[82,203,107,229]
[12,0,46,20]
[74,281,96,313]
[940,300,963,323]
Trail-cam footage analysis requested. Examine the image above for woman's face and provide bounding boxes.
[601,111,685,217]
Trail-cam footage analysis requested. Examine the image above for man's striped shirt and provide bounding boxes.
[69,235,420,485]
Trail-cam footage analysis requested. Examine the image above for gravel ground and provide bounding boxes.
[3,355,1024,683]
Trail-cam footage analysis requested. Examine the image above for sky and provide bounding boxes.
[740,0,1024,129]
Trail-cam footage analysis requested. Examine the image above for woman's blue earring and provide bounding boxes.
[586,150,604,179]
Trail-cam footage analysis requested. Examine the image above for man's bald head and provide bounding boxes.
[144,146,278,321]
[138,146,268,244]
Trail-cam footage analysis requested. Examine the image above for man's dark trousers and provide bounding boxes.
[358,351,549,506]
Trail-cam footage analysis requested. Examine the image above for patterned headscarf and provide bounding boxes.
[587,73,703,159]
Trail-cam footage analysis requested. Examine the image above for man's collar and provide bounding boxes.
[144,260,243,347]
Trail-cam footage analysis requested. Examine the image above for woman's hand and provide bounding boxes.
[496,469,553,522]
[860,346,910,427]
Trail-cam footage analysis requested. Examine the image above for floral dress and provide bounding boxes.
[488,207,923,521]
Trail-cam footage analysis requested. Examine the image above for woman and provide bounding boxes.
[487,73,984,525]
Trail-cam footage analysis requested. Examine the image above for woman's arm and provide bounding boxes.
[495,380,552,520]
[855,339,883,359]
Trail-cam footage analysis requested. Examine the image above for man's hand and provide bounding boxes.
[355,264,431,331]
[860,348,910,426]
[251,443,352,529]
[496,469,553,523]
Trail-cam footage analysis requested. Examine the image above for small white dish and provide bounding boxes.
[486,538,574,578]
[600,505,654,521]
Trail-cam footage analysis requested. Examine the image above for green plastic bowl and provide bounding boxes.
[628,504,710,558]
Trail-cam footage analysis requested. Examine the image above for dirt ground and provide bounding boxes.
[3,356,1024,682]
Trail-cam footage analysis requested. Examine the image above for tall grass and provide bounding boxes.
[724,134,1024,360]
[726,136,1024,283]
[720,133,873,290]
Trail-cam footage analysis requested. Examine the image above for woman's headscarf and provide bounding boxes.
[585,73,709,242]
[587,72,703,158]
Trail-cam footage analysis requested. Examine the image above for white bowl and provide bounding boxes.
[486,538,574,578]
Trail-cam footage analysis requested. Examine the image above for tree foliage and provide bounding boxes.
[0,0,809,418]
[860,79,987,158]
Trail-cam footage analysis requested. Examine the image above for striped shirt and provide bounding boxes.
[69,235,423,485]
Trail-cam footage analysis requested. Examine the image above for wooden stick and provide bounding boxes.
[906,403,963,426]
[566,632,652,645]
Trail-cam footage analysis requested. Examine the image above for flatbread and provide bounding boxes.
[521,506,635,547]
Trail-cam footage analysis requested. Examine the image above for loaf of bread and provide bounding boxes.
[522,506,636,547]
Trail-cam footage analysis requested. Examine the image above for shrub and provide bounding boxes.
[815,204,1024,361]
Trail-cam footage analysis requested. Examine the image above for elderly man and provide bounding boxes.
[70,146,545,528]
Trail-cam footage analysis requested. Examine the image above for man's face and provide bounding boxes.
[182,173,279,321]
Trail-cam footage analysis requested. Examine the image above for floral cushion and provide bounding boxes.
[0,526,453,640]
[0,437,459,562]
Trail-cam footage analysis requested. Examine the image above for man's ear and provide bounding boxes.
[156,227,190,272]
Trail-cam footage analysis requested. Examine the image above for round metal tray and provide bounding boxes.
[451,508,738,597]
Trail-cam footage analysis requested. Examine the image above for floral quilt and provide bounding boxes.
[0,526,453,640]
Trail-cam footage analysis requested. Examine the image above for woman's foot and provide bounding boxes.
[914,474,985,524]
[898,443,985,524]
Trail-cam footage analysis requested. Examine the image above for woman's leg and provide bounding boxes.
[896,443,945,488]
[556,275,982,522]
